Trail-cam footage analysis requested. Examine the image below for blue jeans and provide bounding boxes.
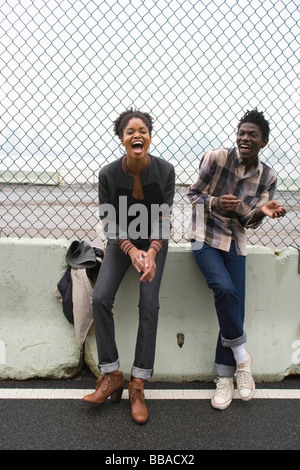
[192,241,247,377]
[92,241,168,380]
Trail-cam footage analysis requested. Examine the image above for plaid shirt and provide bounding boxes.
[187,147,277,255]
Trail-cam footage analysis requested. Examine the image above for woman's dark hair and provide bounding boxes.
[237,108,270,141]
[113,108,154,139]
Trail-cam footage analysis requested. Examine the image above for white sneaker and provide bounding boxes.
[235,352,255,401]
[211,377,234,410]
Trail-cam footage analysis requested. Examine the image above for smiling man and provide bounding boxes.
[188,108,286,410]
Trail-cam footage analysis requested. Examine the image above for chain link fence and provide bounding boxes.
[0,0,299,249]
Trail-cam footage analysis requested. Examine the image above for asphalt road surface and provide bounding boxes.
[0,369,300,453]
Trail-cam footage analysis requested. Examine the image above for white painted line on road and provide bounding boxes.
[0,388,300,400]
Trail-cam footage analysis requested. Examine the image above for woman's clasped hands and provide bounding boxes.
[128,246,157,282]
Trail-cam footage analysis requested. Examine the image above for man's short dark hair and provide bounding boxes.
[237,108,270,141]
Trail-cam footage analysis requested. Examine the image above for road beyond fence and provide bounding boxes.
[0,183,299,250]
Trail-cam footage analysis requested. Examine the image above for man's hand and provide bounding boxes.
[261,200,287,219]
[214,194,241,211]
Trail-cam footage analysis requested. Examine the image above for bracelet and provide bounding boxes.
[119,239,134,255]
[150,239,163,253]
[217,197,222,209]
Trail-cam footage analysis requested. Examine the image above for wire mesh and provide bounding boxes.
[0,0,299,249]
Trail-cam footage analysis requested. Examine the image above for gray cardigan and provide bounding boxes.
[98,155,175,244]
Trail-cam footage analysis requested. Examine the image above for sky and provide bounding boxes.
[0,0,299,179]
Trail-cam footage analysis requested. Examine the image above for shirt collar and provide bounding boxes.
[236,147,261,175]
[236,147,245,165]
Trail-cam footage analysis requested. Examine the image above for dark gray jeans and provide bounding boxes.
[92,241,168,380]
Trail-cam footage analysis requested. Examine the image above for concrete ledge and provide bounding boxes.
[0,238,81,379]
[0,238,299,382]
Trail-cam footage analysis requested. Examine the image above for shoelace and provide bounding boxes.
[235,368,252,387]
[214,378,231,393]
[130,384,145,403]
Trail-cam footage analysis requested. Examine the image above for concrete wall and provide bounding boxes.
[0,238,299,382]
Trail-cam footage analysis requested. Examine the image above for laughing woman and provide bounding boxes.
[83,109,175,424]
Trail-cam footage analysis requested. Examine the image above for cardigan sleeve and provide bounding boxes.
[98,168,128,243]
[149,163,175,242]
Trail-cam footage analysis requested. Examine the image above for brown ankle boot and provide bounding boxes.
[83,371,124,404]
[128,378,149,424]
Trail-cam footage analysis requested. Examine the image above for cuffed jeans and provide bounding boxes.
[92,241,168,380]
[192,241,247,377]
